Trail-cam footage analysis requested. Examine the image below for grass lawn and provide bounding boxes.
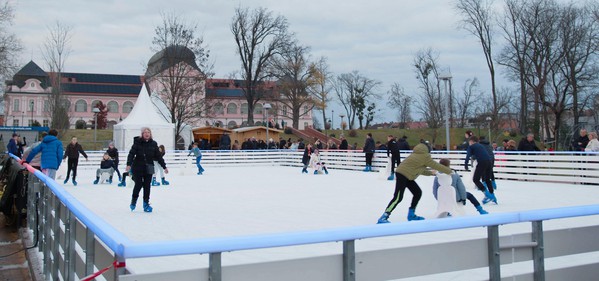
[60,129,114,151]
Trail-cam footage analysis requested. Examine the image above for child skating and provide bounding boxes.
[433,159,488,215]
[188,142,204,175]
[377,143,452,224]
[310,149,329,174]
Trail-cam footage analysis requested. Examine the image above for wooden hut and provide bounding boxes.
[232,126,284,145]
[192,126,233,149]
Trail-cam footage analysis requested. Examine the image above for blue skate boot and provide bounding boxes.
[476,205,489,214]
[130,199,137,211]
[407,208,425,221]
[143,201,153,213]
[377,212,390,224]
[72,179,77,186]
[93,177,99,185]
[387,172,395,181]
[482,190,497,204]
[161,177,170,185]
[151,177,160,186]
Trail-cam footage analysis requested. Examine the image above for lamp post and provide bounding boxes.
[30,101,34,126]
[439,72,452,151]
[93,107,100,149]
[21,112,24,126]
[339,114,345,132]
[264,103,272,145]
[486,116,492,141]
[331,109,334,130]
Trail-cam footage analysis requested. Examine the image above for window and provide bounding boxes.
[61,99,71,111]
[227,103,237,114]
[29,100,35,112]
[282,106,288,116]
[43,120,49,127]
[213,103,224,115]
[254,103,263,115]
[123,101,134,113]
[28,119,33,126]
[13,119,19,126]
[240,103,248,114]
[227,120,237,128]
[107,101,119,113]
[304,106,310,115]
[44,100,50,112]
[13,99,20,112]
[75,100,87,112]
[30,82,35,88]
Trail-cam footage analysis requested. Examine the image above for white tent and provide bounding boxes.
[113,84,175,152]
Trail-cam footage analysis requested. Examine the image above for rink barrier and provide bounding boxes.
[12,150,599,280]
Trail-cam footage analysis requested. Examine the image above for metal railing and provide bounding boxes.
[11,150,599,280]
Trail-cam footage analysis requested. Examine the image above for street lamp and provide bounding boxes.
[486,116,492,141]
[339,114,345,132]
[93,107,100,149]
[30,101,34,127]
[263,103,272,146]
[331,109,334,130]
[439,72,452,152]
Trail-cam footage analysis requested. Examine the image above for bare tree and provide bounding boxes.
[334,71,381,129]
[148,12,212,145]
[231,6,290,125]
[267,42,314,129]
[455,0,499,131]
[0,1,22,80]
[413,48,445,132]
[456,78,482,128]
[387,83,412,128]
[307,56,333,129]
[41,21,73,134]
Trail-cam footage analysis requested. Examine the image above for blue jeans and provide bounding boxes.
[196,156,204,172]
[43,168,57,179]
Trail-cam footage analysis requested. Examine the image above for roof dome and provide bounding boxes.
[146,45,200,77]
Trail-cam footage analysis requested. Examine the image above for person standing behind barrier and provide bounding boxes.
[106,142,121,181]
[126,128,168,213]
[377,143,452,224]
[188,142,204,175]
[63,137,88,186]
[585,132,599,152]
[152,145,169,186]
[363,133,375,172]
[22,129,63,179]
[339,135,348,150]
[397,136,410,151]
[219,132,231,150]
[7,133,19,157]
[386,135,400,181]
[518,134,540,151]
[17,136,26,156]
[572,128,589,151]
[465,136,497,204]
[22,132,47,170]
[301,143,313,174]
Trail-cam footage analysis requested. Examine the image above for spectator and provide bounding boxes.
[23,129,63,179]
[232,139,240,150]
[63,136,89,186]
[339,135,349,150]
[457,130,474,150]
[327,139,337,149]
[585,132,599,152]
[363,133,375,171]
[279,137,286,150]
[397,135,410,151]
[22,132,47,170]
[17,136,27,156]
[506,140,517,151]
[93,153,116,184]
[219,132,231,150]
[7,133,19,157]
[517,133,540,151]
[572,128,589,151]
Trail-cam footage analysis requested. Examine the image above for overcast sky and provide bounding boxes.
[10,0,501,124]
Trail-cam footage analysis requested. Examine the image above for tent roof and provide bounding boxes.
[233,126,283,133]
[114,84,173,128]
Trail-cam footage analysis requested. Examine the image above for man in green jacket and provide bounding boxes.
[377,143,452,223]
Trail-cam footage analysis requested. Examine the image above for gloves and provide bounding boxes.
[459,199,466,205]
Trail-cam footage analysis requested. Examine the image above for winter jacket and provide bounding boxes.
[432,171,467,202]
[397,138,410,151]
[100,159,116,169]
[465,143,492,170]
[126,137,166,175]
[219,134,231,150]
[339,139,349,150]
[517,138,540,151]
[26,135,64,170]
[387,140,399,157]
[395,144,452,181]
[22,141,42,168]
[188,147,202,157]
[7,139,19,157]
[302,147,313,165]
[585,139,599,152]
[479,140,495,161]
[363,138,375,153]
[106,147,119,164]
[63,143,88,160]
[573,135,590,151]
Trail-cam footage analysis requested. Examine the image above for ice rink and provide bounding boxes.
[62,165,599,277]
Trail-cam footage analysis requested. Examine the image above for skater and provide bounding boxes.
[363,133,375,172]
[386,135,400,180]
[479,136,498,191]
[126,128,168,212]
[301,143,313,174]
[93,153,116,184]
[22,129,63,179]
[310,149,328,175]
[188,142,204,175]
[465,136,497,204]
[106,142,122,181]
[117,171,130,187]
[152,145,169,186]
[433,159,488,215]
[63,136,88,186]
[377,143,452,224]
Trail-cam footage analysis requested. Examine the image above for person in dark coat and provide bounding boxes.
[301,144,314,174]
[397,136,410,151]
[363,133,375,172]
[17,136,26,157]
[571,129,589,151]
[465,136,497,204]
[126,127,168,213]
[93,153,117,184]
[23,129,63,179]
[219,132,231,150]
[63,137,88,186]
[7,133,19,157]
[339,135,349,150]
[106,142,121,181]
[517,134,540,151]
[386,135,401,180]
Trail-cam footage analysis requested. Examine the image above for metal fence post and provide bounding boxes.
[42,192,51,277]
[85,228,95,276]
[343,240,356,281]
[209,252,222,281]
[532,221,545,281]
[51,198,61,280]
[487,225,500,281]
[64,209,76,281]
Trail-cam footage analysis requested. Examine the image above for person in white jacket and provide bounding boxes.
[310,149,329,175]
[584,132,599,152]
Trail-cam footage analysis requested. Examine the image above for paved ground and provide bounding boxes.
[0,214,32,281]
